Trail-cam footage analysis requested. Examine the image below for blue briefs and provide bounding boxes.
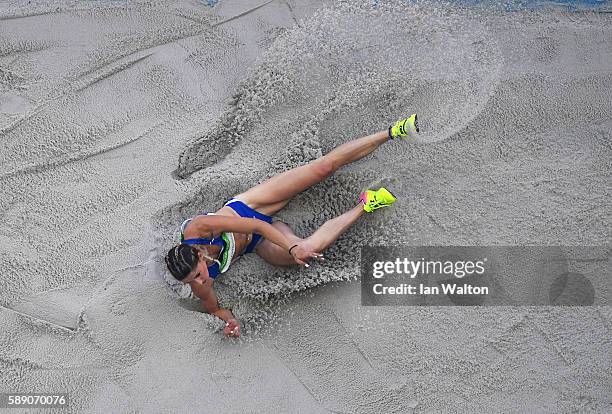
[224,198,273,253]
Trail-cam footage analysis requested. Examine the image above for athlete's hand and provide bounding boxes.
[224,319,241,337]
[290,245,324,268]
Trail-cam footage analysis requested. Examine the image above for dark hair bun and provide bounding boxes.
[165,244,199,281]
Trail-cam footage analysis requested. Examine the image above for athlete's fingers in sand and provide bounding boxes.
[294,258,307,267]
[311,253,324,260]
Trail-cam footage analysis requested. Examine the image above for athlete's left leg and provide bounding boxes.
[255,203,365,266]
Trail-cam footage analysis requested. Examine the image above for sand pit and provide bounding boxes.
[1,0,610,412]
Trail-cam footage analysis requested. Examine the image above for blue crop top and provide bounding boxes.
[178,199,272,279]
[180,214,235,279]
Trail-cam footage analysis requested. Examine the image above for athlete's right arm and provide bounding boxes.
[190,215,294,253]
[190,215,322,267]
[190,278,240,336]
[188,215,260,239]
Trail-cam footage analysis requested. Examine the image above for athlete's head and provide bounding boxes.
[165,244,199,281]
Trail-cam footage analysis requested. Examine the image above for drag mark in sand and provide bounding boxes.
[0,10,70,22]
[73,52,154,93]
[0,304,76,332]
[327,308,376,372]
[527,316,572,366]
[173,12,210,26]
[70,6,244,84]
[0,40,50,58]
[486,312,574,367]
[0,52,153,138]
[0,120,163,179]
[211,0,276,27]
[282,0,302,28]
[0,4,134,22]
[267,343,350,414]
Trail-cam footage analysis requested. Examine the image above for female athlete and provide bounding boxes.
[165,115,419,336]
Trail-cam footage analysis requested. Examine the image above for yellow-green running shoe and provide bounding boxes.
[388,114,419,140]
[359,187,397,212]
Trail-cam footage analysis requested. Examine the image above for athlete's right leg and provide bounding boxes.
[235,130,390,216]
[236,115,417,216]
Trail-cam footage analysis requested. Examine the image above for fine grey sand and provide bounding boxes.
[0,0,611,412]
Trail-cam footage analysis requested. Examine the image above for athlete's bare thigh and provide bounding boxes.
[234,157,335,215]
[254,221,303,266]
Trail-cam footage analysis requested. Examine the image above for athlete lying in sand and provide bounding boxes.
[165,115,419,336]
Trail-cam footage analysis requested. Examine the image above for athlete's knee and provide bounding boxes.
[312,157,336,180]
[300,238,325,254]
